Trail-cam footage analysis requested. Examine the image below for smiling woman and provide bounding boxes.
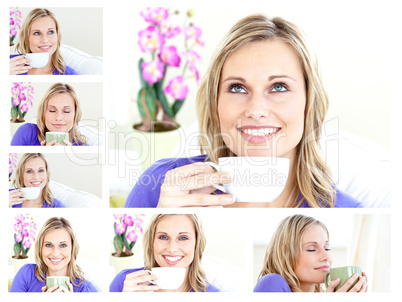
[9,217,97,292]
[109,214,219,292]
[11,83,88,146]
[9,8,77,75]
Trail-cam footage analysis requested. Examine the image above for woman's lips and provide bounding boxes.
[52,124,66,129]
[314,265,330,272]
[30,181,42,187]
[238,125,281,144]
[49,258,63,265]
[38,45,52,51]
[163,255,184,265]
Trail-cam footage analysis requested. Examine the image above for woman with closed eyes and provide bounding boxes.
[125,14,362,208]
[11,83,88,146]
[254,214,368,292]
[10,217,97,292]
[10,8,77,75]
[109,214,219,292]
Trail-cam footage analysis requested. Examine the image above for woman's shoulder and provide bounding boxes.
[11,123,40,146]
[109,267,144,292]
[18,263,37,274]
[44,198,65,208]
[64,65,78,75]
[254,273,292,292]
[75,278,98,292]
[206,282,220,292]
[334,189,363,208]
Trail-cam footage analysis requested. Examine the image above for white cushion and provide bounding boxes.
[60,44,103,75]
[49,180,101,208]
[77,258,104,292]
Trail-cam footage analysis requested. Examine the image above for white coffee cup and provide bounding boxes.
[205,157,290,202]
[147,267,186,290]
[20,187,41,200]
[24,53,49,68]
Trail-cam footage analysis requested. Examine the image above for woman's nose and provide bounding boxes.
[166,241,179,252]
[244,93,270,121]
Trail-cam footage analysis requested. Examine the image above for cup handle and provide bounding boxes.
[325,272,330,288]
[144,269,156,285]
[204,162,226,193]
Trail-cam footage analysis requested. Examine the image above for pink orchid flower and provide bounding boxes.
[115,223,126,235]
[142,59,165,84]
[158,45,181,67]
[164,76,188,101]
[126,230,138,242]
[140,7,168,24]
[138,26,165,53]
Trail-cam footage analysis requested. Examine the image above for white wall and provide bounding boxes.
[107,0,394,149]
[16,7,103,56]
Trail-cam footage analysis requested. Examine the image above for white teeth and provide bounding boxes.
[50,258,62,263]
[165,256,182,262]
[242,128,279,136]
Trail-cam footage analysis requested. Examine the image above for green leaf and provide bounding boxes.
[11,106,18,120]
[155,82,173,117]
[138,58,147,89]
[137,88,147,117]
[122,236,131,251]
[144,87,156,121]
[172,99,185,117]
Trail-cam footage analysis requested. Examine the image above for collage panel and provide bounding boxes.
[253,212,390,293]
[10,81,103,147]
[108,211,248,293]
[10,6,102,75]
[8,212,105,292]
[9,152,103,208]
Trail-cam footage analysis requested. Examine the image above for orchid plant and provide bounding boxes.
[112,214,145,257]
[10,8,22,46]
[9,153,18,181]
[11,82,34,123]
[136,7,204,131]
[13,214,37,259]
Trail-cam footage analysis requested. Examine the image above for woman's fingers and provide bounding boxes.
[122,270,160,292]
[9,190,25,207]
[325,278,341,292]
[10,56,32,75]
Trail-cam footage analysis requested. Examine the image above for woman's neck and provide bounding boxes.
[22,197,43,208]
[300,282,317,292]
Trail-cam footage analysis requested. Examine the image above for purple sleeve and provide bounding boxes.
[11,123,41,146]
[124,155,207,208]
[9,264,38,292]
[109,268,143,292]
[254,274,292,292]
[53,65,78,75]
[76,279,98,292]
[334,190,363,208]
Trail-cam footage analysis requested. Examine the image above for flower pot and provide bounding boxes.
[111,253,135,274]
[129,124,184,172]
[10,121,25,136]
[11,255,30,273]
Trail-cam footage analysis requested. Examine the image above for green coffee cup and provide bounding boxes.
[325,265,362,291]
[46,132,69,146]
[46,276,69,292]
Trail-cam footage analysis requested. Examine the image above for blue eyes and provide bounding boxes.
[26,169,45,174]
[158,235,189,241]
[228,82,288,94]
[45,243,67,248]
[33,31,55,36]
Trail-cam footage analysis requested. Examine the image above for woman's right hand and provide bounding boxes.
[10,56,32,75]
[326,272,368,292]
[9,189,25,207]
[122,270,160,292]
[157,162,236,208]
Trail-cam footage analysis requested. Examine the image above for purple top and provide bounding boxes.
[109,267,220,292]
[10,54,78,75]
[9,189,65,208]
[254,274,292,292]
[124,155,363,208]
[9,264,97,292]
[11,123,87,146]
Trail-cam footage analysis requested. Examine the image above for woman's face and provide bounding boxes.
[44,93,76,133]
[217,39,306,159]
[23,157,47,191]
[28,16,58,56]
[153,215,196,271]
[294,224,332,291]
[42,228,72,276]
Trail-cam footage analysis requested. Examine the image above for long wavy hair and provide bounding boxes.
[36,83,87,145]
[142,214,208,292]
[34,217,85,286]
[12,153,54,207]
[258,214,329,292]
[196,14,335,207]
[15,8,66,74]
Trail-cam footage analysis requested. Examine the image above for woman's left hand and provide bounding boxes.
[40,139,72,146]
[326,272,368,292]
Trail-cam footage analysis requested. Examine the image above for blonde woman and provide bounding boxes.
[10,8,77,75]
[125,14,362,208]
[254,214,368,292]
[10,217,97,292]
[9,153,64,208]
[11,83,88,146]
[109,214,219,292]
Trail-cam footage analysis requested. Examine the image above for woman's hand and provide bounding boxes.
[9,189,25,207]
[122,270,160,292]
[41,281,73,293]
[157,162,236,208]
[40,139,72,146]
[326,272,368,292]
[10,56,32,75]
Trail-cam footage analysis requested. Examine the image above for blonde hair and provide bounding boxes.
[142,214,208,292]
[34,217,85,286]
[196,14,335,207]
[37,83,87,145]
[258,214,329,292]
[15,8,66,74]
[12,153,54,207]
